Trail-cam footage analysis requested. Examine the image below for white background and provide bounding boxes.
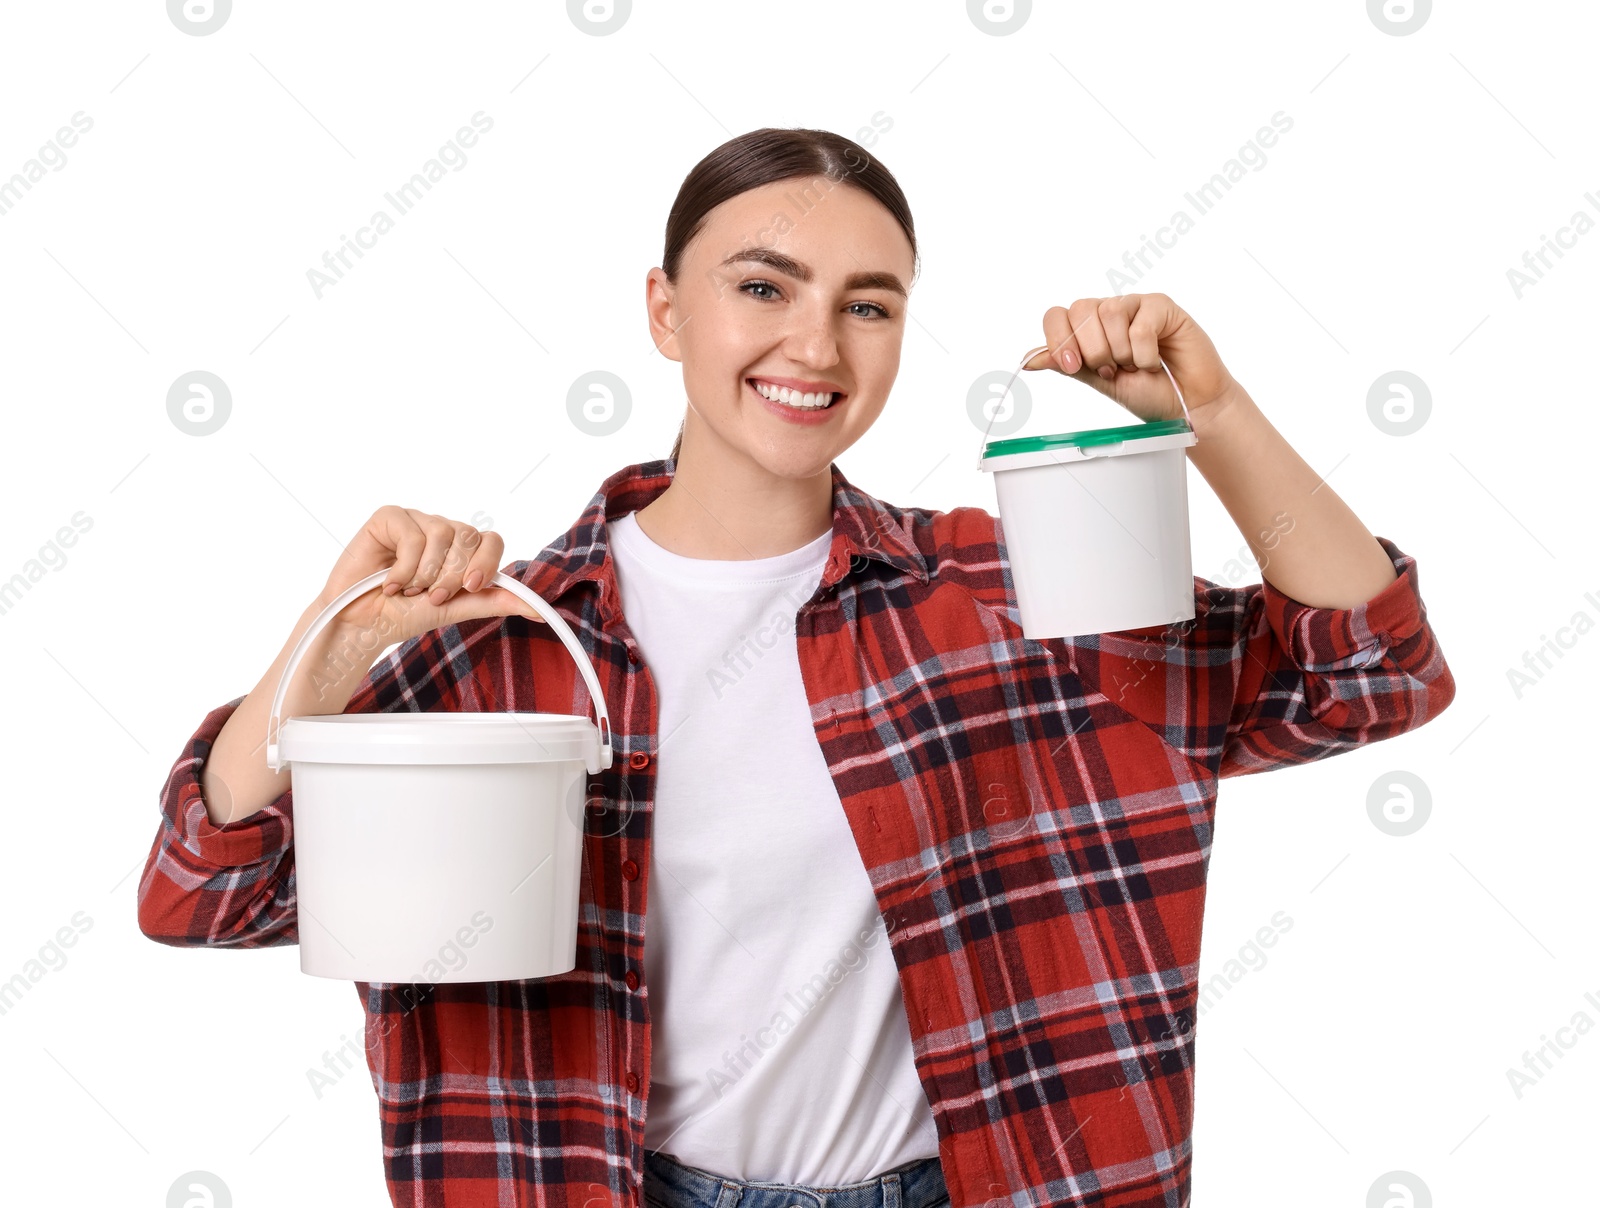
[0,1,1592,1204]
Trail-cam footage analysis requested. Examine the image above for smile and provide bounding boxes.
[747,377,842,410]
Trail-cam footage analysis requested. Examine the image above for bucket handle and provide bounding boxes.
[266,570,614,775]
[976,345,1194,470]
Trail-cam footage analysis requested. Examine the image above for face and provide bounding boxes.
[646,176,915,479]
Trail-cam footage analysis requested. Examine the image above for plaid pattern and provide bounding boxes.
[138,456,1455,1207]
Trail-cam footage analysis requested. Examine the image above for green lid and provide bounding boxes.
[982,416,1193,459]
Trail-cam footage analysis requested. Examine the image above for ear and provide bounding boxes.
[645,268,685,364]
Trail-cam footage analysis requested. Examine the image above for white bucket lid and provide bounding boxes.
[973,346,1200,473]
[978,423,1196,472]
[278,711,600,766]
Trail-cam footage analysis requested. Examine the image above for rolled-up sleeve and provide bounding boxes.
[137,628,465,947]
[136,695,301,947]
[1215,536,1455,777]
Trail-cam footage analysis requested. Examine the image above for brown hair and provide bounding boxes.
[660,127,919,463]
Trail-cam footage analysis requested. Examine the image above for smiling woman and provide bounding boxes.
[139,122,1454,1208]
[640,126,921,560]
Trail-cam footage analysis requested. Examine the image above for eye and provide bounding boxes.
[738,280,893,320]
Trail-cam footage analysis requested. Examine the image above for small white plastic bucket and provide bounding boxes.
[976,349,1200,640]
[266,570,613,983]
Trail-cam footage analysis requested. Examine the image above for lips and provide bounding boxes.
[747,377,844,424]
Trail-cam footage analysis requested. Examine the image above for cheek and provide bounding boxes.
[854,356,900,407]
[692,346,751,396]
[846,391,892,430]
[694,308,765,368]
[677,341,754,415]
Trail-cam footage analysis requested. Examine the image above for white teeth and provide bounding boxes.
[753,379,836,409]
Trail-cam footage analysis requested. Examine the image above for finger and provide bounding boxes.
[378,506,427,596]
[439,532,548,624]
[1126,299,1164,371]
[1097,296,1138,371]
[1067,298,1114,379]
[1035,305,1083,374]
[401,511,458,596]
[460,529,506,594]
[436,584,550,629]
[426,523,485,605]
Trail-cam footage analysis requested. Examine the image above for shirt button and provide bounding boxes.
[625,1072,640,1094]
[627,648,639,664]
[629,751,651,770]
[625,970,639,990]
[621,859,640,881]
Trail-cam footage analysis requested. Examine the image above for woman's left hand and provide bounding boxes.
[1025,293,1240,430]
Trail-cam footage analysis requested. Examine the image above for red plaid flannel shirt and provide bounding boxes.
[138,456,1455,1207]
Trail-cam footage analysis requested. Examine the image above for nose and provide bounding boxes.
[780,293,841,372]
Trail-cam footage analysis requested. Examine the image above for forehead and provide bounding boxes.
[690,177,913,275]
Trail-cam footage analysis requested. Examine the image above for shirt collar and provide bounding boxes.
[518,457,930,617]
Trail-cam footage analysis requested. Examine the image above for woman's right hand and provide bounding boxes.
[314,505,548,643]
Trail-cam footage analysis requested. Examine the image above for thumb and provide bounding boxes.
[1021,348,1118,400]
[428,584,550,630]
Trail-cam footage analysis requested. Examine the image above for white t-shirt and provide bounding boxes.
[609,508,939,1184]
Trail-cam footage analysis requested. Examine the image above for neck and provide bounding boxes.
[635,427,834,560]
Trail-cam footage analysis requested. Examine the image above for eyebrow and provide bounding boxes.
[718,247,908,299]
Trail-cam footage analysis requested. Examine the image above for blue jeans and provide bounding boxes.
[643,1149,950,1208]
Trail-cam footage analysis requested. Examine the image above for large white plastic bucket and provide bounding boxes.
[979,423,1199,639]
[266,570,613,983]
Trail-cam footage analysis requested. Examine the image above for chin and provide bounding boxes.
[743,440,840,479]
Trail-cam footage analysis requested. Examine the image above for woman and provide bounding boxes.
[138,127,1455,1208]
